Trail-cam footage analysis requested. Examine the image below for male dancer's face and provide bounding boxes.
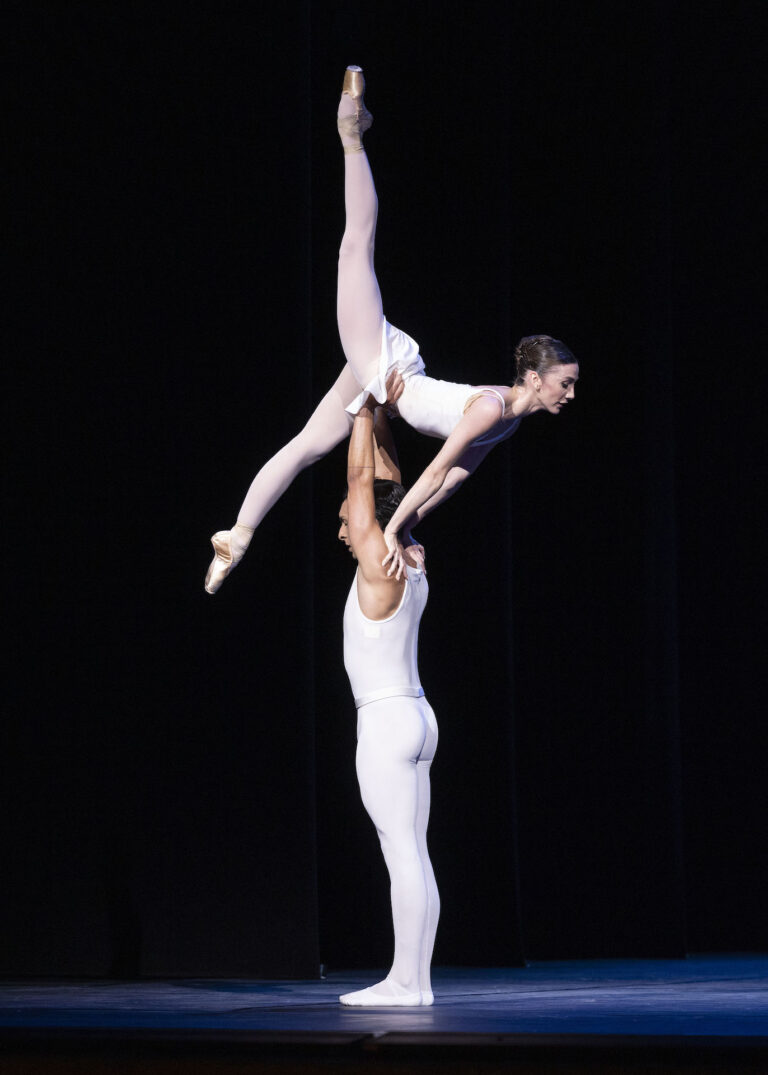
[338,498,356,559]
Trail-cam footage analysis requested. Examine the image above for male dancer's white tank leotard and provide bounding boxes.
[344,562,428,707]
[341,562,439,1005]
[345,320,522,448]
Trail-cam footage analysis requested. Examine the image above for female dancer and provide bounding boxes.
[205,65,579,593]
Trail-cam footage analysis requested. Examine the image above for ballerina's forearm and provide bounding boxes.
[386,438,494,536]
[410,477,464,524]
[385,468,446,537]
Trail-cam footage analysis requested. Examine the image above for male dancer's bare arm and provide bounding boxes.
[347,398,407,618]
[372,379,425,568]
[372,404,402,483]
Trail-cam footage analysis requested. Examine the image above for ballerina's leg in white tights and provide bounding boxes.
[205,65,384,594]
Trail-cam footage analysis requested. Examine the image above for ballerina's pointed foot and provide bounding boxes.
[339,980,428,1007]
[204,524,253,594]
[204,531,237,594]
[337,64,373,153]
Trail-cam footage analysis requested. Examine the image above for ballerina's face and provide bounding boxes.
[536,363,579,413]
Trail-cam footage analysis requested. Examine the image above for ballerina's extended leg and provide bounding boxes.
[204,65,385,594]
[204,365,359,593]
[336,66,387,399]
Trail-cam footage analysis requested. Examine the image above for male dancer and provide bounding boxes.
[337,396,438,1006]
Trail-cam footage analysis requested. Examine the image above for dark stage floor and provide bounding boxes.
[2,955,768,1072]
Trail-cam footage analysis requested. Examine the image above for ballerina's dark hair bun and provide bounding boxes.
[514,335,577,386]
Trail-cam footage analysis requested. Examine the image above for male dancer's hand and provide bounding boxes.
[402,529,426,573]
[382,528,407,580]
[384,369,405,414]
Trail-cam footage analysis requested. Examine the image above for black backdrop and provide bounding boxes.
[4,0,766,977]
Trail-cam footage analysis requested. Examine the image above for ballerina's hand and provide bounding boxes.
[382,529,407,580]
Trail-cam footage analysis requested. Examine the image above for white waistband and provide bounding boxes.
[354,685,425,709]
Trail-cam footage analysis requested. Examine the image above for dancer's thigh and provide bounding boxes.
[356,699,429,836]
[336,263,384,388]
[300,364,361,448]
[317,363,365,415]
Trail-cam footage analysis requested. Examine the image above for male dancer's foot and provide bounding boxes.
[339,976,431,1007]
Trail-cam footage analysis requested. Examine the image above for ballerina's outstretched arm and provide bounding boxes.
[381,396,503,578]
[403,441,495,527]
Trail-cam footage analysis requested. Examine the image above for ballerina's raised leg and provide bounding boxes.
[205,65,382,594]
[334,66,385,395]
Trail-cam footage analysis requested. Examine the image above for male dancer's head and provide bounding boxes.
[338,479,404,558]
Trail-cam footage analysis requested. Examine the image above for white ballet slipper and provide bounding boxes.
[339,982,424,1007]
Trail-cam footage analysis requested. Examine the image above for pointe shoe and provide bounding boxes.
[204,525,253,594]
[204,531,238,594]
[337,64,373,153]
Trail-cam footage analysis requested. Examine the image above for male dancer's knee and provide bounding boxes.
[377,830,423,875]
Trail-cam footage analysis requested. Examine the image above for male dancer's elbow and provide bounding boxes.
[346,468,371,488]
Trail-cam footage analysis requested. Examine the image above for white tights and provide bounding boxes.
[341,696,439,1006]
[236,111,385,532]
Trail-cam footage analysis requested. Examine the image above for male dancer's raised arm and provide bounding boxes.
[342,396,413,622]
